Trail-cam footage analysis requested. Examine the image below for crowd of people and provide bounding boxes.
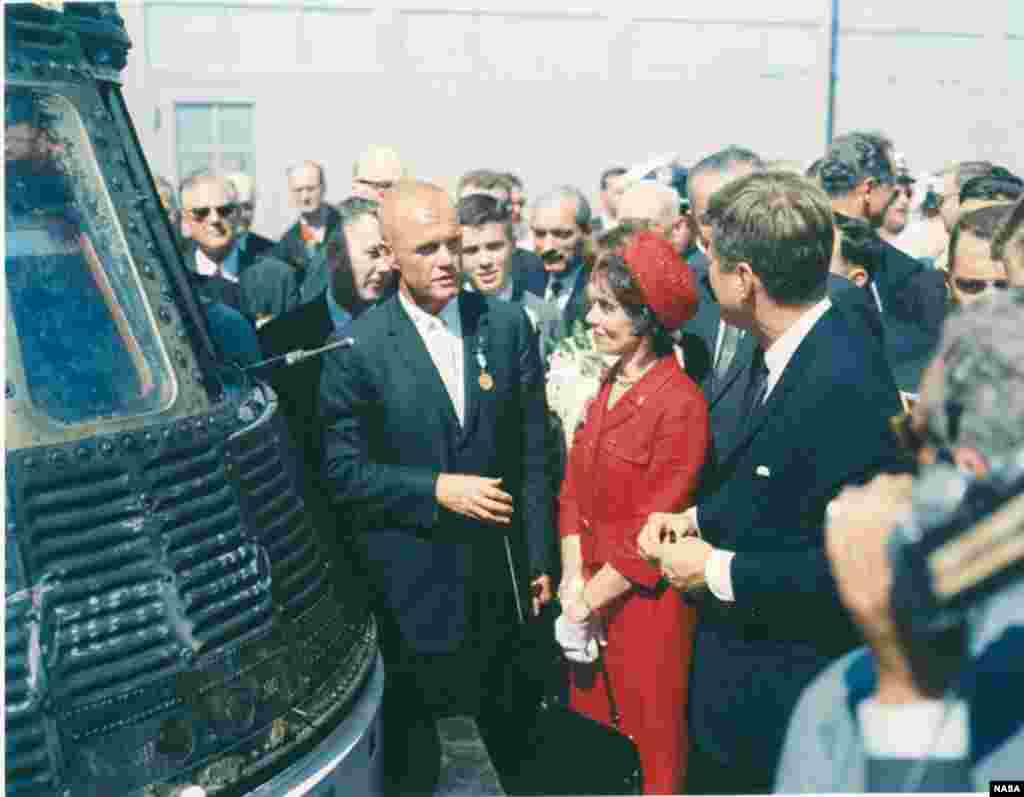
[156,136,1024,796]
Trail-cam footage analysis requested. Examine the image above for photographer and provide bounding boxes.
[776,289,1024,793]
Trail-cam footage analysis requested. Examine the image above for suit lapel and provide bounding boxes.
[721,311,832,464]
[386,297,461,435]
[709,329,756,407]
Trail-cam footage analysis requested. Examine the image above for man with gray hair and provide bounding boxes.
[226,171,276,260]
[820,131,947,342]
[778,288,1024,794]
[616,179,692,255]
[530,185,593,335]
[180,170,298,324]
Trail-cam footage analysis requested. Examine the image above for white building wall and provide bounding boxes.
[118,1,1024,239]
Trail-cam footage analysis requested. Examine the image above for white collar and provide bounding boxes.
[763,297,832,395]
[195,246,222,277]
[398,289,461,334]
[195,244,240,281]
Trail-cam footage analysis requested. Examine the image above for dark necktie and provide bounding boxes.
[549,278,564,303]
[740,347,769,434]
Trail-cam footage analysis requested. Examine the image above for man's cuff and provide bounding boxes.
[858,698,969,759]
[704,548,735,602]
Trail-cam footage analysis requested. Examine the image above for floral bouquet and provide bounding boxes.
[546,320,619,452]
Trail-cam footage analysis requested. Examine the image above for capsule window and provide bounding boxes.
[5,87,177,426]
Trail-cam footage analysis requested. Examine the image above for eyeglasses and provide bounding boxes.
[356,178,395,192]
[952,276,1009,295]
[187,203,237,222]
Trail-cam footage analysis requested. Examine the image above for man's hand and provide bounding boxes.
[435,474,513,525]
[826,473,920,702]
[637,510,698,562]
[658,537,713,592]
[530,574,553,617]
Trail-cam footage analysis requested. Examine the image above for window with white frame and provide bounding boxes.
[174,103,254,181]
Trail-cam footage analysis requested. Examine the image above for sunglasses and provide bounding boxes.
[187,203,237,222]
[356,178,395,192]
[952,277,1009,295]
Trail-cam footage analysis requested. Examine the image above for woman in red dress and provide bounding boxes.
[556,231,709,795]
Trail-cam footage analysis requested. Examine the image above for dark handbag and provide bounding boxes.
[497,540,643,796]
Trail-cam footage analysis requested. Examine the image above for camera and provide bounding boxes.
[888,445,1024,692]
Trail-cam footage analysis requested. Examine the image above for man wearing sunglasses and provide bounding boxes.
[946,204,1013,310]
[181,171,298,325]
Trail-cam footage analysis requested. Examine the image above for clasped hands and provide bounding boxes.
[636,510,714,593]
[555,574,604,663]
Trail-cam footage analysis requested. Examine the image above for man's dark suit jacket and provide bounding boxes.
[540,260,591,338]
[319,290,552,654]
[871,230,947,332]
[273,205,342,282]
[684,253,887,451]
[242,231,276,261]
[186,242,299,323]
[688,307,906,783]
[510,247,546,298]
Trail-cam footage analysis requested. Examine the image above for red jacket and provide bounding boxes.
[559,356,710,587]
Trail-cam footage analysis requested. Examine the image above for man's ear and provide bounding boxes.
[735,261,759,300]
[953,446,990,478]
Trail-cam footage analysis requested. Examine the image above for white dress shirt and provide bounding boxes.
[398,291,465,425]
[858,698,968,759]
[704,297,833,602]
[194,245,240,283]
[545,262,583,314]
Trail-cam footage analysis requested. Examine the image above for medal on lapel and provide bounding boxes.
[475,339,494,391]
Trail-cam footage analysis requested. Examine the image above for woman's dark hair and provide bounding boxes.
[326,197,381,313]
[834,214,882,277]
[592,254,675,357]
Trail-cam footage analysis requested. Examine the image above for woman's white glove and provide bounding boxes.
[555,574,605,663]
[554,613,604,663]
